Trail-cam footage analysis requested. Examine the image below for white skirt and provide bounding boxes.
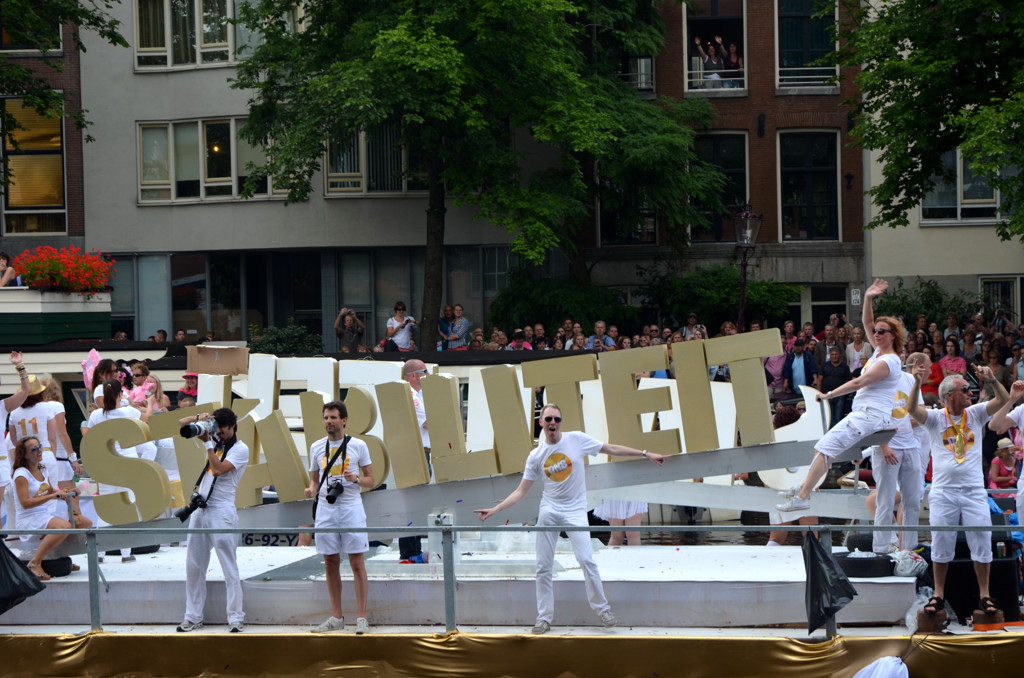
[594,499,648,521]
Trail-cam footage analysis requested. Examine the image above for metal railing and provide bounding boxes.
[5,520,1011,635]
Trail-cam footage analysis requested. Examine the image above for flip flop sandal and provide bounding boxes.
[28,564,51,581]
[923,596,944,615]
[979,597,1000,616]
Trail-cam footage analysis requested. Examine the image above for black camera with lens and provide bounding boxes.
[325,479,344,504]
[180,418,217,439]
[175,491,207,522]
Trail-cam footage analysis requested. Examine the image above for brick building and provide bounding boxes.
[0,21,85,250]
[585,0,864,329]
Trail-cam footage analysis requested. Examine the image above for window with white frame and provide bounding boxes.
[921,150,1017,223]
[2,98,66,234]
[327,119,428,195]
[135,0,293,67]
[779,131,839,241]
[692,132,748,241]
[980,277,1021,328]
[777,0,836,88]
[1,14,60,52]
[685,0,746,92]
[138,117,273,201]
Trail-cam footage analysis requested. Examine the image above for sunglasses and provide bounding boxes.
[543,416,562,423]
[133,373,144,378]
[29,445,42,453]
[953,385,971,394]
[412,369,428,374]
[395,307,405,311]
[872,328,891,335]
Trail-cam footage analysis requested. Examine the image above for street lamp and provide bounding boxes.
[734,204,762,332]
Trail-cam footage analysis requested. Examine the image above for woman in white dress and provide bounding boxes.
[12,436,92,580]
[83,379,154,562]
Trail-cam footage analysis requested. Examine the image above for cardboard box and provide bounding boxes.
[186,345,250,375]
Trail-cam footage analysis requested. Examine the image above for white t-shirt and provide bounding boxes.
[387,315,416,349]
[1004,403,1024,434]
[42,401,70,459]
[308,435,372,510]
[0,402,9,485]
[523,431,604,513]
[924,403,990,489]
[888,371,923,450]
[13,466,56,521]
[86,406,144,458]
[93,384,130,408]
[196,438,249,511]
[411,386,430,448]
[9,402,54,451]
[851,351,903,413]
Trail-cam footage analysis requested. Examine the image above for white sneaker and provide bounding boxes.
[355,617,370,635]
[176,619,203,632]
[229,622,244,633]
[599,610,618,628]
[778,486,801,499]
[775,496,811,512]
[313,616,344,633]
[531,620,550,635]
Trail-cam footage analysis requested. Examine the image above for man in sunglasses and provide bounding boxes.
[474,404,666,634]
[907,360,1010,619]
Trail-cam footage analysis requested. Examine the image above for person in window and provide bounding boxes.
[334,307,365,352]
[694,36,724,88]
[385,301,418,351]
[0,252,20,287]
[722,39,744,88]
[437,305,455,350]
[445,304,471,350]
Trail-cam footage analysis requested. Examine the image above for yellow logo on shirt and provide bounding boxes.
[33,483,50,498]
[892,390,909,419]
[544,453,573,482]
[321,452,350,477]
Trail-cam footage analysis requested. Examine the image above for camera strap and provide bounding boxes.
[188,437,235,502]
[312,435,350,520]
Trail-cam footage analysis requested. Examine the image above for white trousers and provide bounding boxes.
[870,445,923,552]
[184,507,244,625]
[535,508,609,624]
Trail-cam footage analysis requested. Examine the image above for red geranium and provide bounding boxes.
[13,246,116,298]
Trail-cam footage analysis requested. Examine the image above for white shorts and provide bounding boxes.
[815,408,893,459]
[929,486,992,564]
[16,509,60,542]
[314,501,368,556]
[594,500,648,521]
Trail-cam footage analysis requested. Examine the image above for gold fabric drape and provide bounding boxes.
[4,630,1024,677]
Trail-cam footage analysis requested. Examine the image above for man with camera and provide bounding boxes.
[305,401,374,633]
[176,408,249,633]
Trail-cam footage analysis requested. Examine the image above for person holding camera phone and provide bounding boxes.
[334,307,365,353]
[176,408,249,633]
[305,401,374,633]
[385,301,418,351]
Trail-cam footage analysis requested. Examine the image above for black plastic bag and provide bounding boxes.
[803,533,857,633]
[0,540,46,615]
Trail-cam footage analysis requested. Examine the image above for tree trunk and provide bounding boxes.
[420,150,446,352]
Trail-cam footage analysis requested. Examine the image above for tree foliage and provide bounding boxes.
[638,264,801,333]
[0,0,127,184]
[831,0,1024,242]
[247,318,324,355]
[233,0,725,345]
[871,277,983,328]
[487,268,637,336]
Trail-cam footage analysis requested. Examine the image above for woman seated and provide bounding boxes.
[12,436,92,580]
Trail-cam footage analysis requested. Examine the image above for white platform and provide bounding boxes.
[0,536,915,629]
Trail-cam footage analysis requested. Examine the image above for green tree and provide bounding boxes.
[832,0,1024,242]
[871,277,983,328]
[639,263,801,333]
[233,0,724,346]
[247,318,323,355]
[0,0,128,185]
[487,268,637,338]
